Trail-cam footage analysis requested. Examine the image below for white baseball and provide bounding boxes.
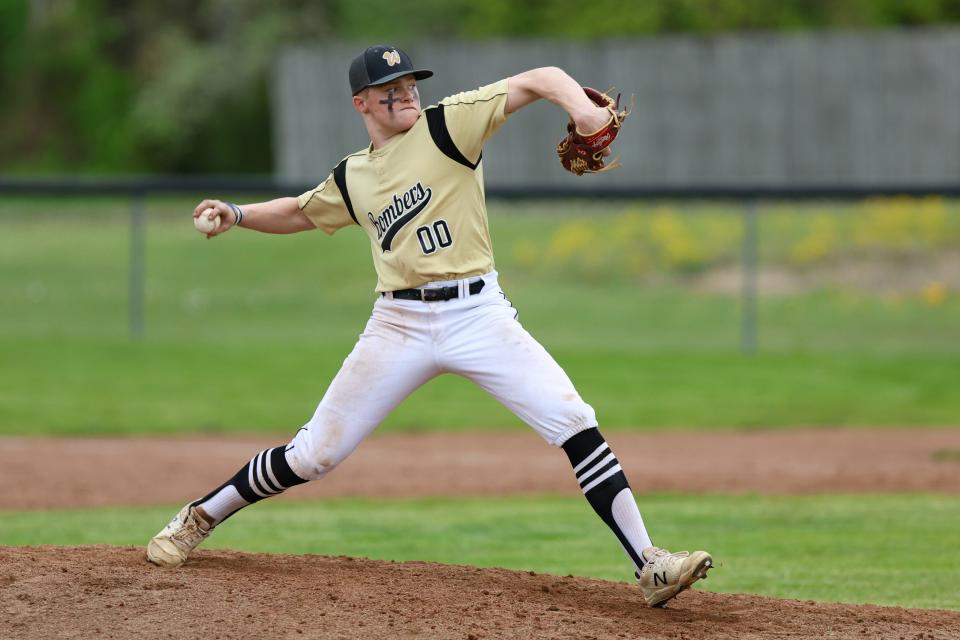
[194,209,220,234]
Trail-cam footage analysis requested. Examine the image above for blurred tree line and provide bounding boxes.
[2,0,960,175]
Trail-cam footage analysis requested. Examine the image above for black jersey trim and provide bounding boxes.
[332,158,359,225]
[425,104,482,171]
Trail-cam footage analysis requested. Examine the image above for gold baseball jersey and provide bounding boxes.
[297,79,512,292]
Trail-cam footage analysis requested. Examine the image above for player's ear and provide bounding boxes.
[352,90,369,114]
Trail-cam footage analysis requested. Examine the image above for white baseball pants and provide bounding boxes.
[286,271,598,481]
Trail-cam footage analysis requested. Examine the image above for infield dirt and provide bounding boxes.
[2,428,959,639]
[2,428,959,509]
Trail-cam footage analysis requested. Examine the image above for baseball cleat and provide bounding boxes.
[637,546,713,608]
[146,504,213,568]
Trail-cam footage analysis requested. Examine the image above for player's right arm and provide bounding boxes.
[193,197,314,237]
[506,67,612,136]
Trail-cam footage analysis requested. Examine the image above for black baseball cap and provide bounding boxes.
[349,45,433,96]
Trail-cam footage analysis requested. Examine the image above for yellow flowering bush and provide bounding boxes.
[854,197,954,251]
[648,210,707,272]
[497,198,960,285]
[789,214,838,265]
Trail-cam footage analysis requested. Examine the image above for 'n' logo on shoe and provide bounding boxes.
[652,571,668,587]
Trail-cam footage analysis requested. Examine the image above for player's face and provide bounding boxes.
[359,75,421,132]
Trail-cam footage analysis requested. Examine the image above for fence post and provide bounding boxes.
[741,200,758,354]
[129,192,145,340]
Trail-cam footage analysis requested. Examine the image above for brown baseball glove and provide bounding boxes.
[556,87,630,176]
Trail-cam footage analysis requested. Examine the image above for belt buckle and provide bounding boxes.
[422,286,459,302]
[422,288,445,302]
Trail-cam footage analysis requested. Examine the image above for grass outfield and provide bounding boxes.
[1,196,958,434]
[1,494,957,611]
[1,341,957,434]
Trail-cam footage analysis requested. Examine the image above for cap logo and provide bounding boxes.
[382,50,402,67]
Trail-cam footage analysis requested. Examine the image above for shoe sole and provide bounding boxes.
[649,555,713,608]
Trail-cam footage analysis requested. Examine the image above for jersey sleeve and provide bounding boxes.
[296,174,355,235]
[438,78,511,165]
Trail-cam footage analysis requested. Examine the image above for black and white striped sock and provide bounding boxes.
[190,446,307,527]
[562,428,653,573]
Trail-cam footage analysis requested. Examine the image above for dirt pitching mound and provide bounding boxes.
[2,546,958,640]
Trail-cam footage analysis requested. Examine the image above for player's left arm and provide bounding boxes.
[505,67,611,135]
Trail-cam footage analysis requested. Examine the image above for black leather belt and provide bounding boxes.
[385,279,485,302]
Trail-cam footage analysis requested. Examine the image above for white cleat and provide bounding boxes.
[637,546,713,608]
[146,504,213,568]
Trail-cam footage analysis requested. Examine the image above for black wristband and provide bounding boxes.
[226,202,244,226]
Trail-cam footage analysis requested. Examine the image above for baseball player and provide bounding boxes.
[147,45,713,608]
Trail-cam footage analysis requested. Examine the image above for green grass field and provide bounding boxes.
[1,196,958,434]
[2,340,956,434]
[2,494,958,610]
